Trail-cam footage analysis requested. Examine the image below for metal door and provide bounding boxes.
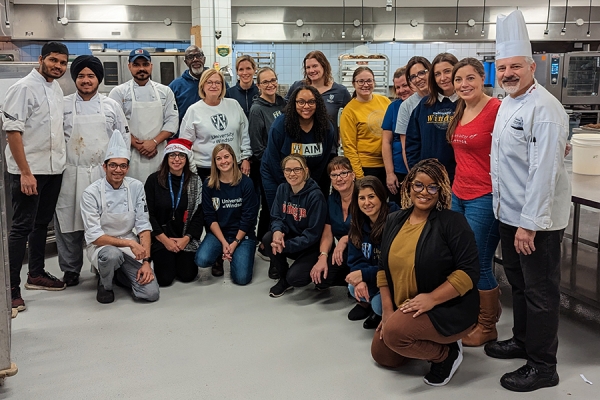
[563,52,600,105]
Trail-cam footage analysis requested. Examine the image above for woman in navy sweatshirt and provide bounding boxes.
[195,144,259,285]
[260,85,335,209]
[347,177,400,329]
[405,53,459,181]
[263,154,327,298]
[225,55,259,118]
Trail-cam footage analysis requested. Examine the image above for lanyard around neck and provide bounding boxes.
[168,172,184,220]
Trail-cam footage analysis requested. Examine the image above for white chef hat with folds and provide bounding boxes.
[495,10,532,60]
[104,129,130,161]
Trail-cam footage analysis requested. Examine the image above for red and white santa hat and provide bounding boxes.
[164,138,193,159]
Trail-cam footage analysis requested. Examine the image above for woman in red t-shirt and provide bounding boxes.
[446,58,501,347]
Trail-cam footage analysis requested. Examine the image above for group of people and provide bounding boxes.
[2,9,571,393]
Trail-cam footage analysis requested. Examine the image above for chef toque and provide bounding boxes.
[495,10,532,60]
[104,130,130,161]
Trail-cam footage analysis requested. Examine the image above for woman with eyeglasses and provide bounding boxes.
[371,158,479,387]
[340,66,391,185]
[446,58,502,347]
[384,58,432,201]
[144,139,204,286]
[248,67,287,270]
[310,157,355,290]
[261,85,335,210]
[406,53,459,181]
[194,144,259,285]
[347,176,400,329]
[263,154,327,297]
[226,55,259,118]
[180,68,252,183]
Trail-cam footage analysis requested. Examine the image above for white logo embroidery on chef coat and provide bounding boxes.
[211,114,228,131]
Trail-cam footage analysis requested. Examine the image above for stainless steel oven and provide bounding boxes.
[534,51,600,105]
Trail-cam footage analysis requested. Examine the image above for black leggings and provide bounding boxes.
[152,248,198,287]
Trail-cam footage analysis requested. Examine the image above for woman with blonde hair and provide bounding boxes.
[194,144,259,285]
[180,68,252,182]
[226,55,259,118]
[263,154,327,297]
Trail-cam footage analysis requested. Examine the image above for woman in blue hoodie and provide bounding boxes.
[405,53,459,181]
[347,177,400,329]
[261,85,335,209]
[263,154,327,298]
[225,55,259,118]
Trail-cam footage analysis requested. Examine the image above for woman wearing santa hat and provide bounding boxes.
[144,139,204,286]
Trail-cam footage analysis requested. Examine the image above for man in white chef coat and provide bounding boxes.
[2,41,69,312]
[55,55,130,287]
[80,132,159,304]
[109,48,178,183]
[484,10,571,392]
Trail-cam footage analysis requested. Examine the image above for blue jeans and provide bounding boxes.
[195,232,256,285]
[348,284,382,316]
[451,193,500,290]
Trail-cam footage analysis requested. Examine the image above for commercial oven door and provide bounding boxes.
[533,53,564,102]
[94,54,121,95]
[563,51,600,105]
[121,55,179,87]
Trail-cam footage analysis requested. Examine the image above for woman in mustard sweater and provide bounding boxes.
[340,67,391,186]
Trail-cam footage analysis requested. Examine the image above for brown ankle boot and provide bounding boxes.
[462,287,500,347]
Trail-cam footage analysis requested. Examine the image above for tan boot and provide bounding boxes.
[462,287,500,347]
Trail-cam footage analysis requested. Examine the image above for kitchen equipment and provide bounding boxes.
[338,53,389,97]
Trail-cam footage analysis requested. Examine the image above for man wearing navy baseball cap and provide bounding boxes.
[109,48,178,184]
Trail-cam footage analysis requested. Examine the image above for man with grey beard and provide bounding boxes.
[169,45,209,128]
[485,10,571,392]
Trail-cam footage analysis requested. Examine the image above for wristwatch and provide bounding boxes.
[142,257,152,263]
[234,238,242,244]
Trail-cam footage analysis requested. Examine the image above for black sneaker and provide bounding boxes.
[63,271,80,287]
[269,279,293,298]
[348,303,371,321]
[257,245,270,262]
[484,337,527,359]
[268,264,279,280]
[424,340,463,386]
[363,311,382,329]
[500,364,559,392]
[212,258,224,277]
[96,279,115,304]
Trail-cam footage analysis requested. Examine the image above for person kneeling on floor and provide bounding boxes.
[81,130,159,303]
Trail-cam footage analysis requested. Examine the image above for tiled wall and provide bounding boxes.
[4,40,496,85]
[233,42,497,85]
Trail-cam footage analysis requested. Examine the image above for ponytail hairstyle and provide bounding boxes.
[348,176,389,248]
[446,58,486,143]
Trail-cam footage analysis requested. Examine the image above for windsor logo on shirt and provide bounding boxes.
[211,114,228,131]
[426,108,455,130]
[361,242,380,263]
[282,202,307,222]
[212,197,220,210]
[327,94,335,103]
[290,142,323,157]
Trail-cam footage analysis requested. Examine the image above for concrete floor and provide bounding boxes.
[2,254,599,400]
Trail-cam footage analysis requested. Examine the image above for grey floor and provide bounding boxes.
[2,253,599,400]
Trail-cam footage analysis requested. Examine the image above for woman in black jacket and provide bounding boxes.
[371,158,479,387]
[144,139,203,286]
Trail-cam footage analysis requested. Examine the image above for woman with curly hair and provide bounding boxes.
[261,85,335,209]
[371,158,479,386]
[340,67,391,184]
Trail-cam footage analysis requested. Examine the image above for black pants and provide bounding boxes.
[499,222,563,371]
[9,173,63,288]
[251,160,270,243]
[388,172,406,205]
[362,167,387,188]
[262,231,347,288]
[151,247,198,287]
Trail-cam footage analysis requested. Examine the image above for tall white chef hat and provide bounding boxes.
[104,129,130,161]
[495,10,532,60]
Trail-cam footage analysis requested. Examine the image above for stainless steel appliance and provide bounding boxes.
[338,53,389,97]
[534,51,600,105]
[92,51,187,94]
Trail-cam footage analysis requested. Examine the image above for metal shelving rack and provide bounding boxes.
[235,51,276,74]
[338,53,390,97]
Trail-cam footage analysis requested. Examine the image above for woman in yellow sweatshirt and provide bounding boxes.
[340,66,391,185]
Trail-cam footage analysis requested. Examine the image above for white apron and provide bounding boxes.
[127,80,165,182]
[55,96,109,233]
[87,179,139,270]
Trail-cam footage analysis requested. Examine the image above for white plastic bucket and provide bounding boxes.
[572,133,600,175]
